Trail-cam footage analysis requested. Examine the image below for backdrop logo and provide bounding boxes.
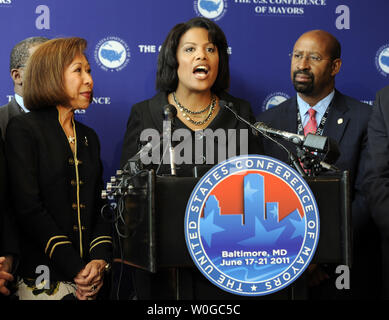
[74,109,86,115]
[194,0,227,21]
[376,44,389,77]
[262,92,290,112]
[94,37,130,72]
[185,155,319,296]
[0,0,12,7]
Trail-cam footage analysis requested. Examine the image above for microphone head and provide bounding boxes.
[254,121,268,129]
[254,121,267,129]
[252,121,269,136]
[219,100,227,108]
[219,100,235,112]
[162,104,177,120]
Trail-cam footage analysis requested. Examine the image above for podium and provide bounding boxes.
[115,169,351,299]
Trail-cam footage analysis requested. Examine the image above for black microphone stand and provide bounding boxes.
[220,100,307,177]
[159,104,177,176]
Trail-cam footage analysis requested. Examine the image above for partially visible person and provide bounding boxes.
[119,17,263,300]
[364,85,389,299]
[5,37,112,300]
[0,36,47,300]
[0,129,18,298]
[257,30,380,299]
[0,36,48,139]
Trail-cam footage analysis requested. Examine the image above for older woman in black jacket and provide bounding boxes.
[6,37,112,300]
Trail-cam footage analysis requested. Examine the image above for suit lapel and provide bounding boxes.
[8,98,24,118]
[322,90,349,145]
[283,97,298,133]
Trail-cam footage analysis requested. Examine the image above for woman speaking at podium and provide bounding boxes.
[119,17,263,300]
[5,38,112,300]
[120,17,263,174]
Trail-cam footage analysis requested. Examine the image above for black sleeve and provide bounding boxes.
[0,129,19,260]
[234,97,264,156]
[88,130,112,262]
[364,89,389,237]
[350,107,370,235]
[245,102,265,156]
[0,129,6,253]
[120,103,144,169]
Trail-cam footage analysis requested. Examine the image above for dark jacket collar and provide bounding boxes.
[7,97,25,117]
[322,89,350,144]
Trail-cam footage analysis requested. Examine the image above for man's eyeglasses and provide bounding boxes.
[289,52,331,63]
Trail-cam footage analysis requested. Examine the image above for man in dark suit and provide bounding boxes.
[364,85,389,299]
[0,37,48,139]
[0,37,48,298]
[257,30,380,299]
[0,129,17,298]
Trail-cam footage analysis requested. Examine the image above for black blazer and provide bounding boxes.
[0,129,18,259]
[365,86,389,236]
[0,98,23,140]
[120,91,264,173]
[5,107,112,281]
[364,85,389,298]
[0,129,7,253]
[0,99,23,260]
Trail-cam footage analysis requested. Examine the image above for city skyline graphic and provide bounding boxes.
[200,172,306,281]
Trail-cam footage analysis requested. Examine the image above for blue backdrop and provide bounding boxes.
[0,0,388,182]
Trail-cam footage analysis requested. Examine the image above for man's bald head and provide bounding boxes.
[295,30,341,60]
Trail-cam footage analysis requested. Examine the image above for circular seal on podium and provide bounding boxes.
[184,155,319,296]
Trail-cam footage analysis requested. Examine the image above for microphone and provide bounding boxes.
[219,100,260,134]
[124,140,159,174]
[128,141,154,162]
[219,99,306,176]
[123,104,178,175]
[163,104,177,121]
[162,104,177,175]
[253,121,339,163]
[253,121,305,146]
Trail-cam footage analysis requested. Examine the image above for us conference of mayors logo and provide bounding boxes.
[94,36,130,72]
[184,155,319,296]
[376,44,389,77]
[194,0,227,21]
[0,0,12,6]
[261,92,290,112]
